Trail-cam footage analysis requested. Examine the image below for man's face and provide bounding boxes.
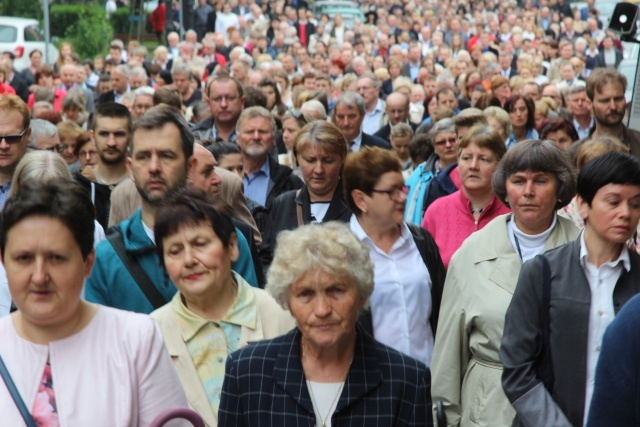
[408,47,421,63]
[93,116,130,165]
[334,104,364,142]
[560,64,575,82]
[30,51,42,68]
[111,70,128,95]
[133,94,154,120]
[438,90,458,110]
[188,145,221,195]
[542,85,563,106]
[499,55,511,70]
[128,123,189,205]
[569,90,591,117]
[173,72,190,95]
[592,82,626,127]
[110,47,122,61]
[231,62,247,83]
[33,132,60,152]
[0,110,29,177]
[560,44,573,59]
[208,80,245,126]
[130,74,147,90]
[355,78,379,106]
[237,116,274,159]
[423,79,436,95]
[386,94,409,126]
[523,84,541,101]
[60,66,76,88]
[75,67,86,85]
[315,79,331,97]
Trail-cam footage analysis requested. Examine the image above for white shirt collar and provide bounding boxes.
[579,230,631,272]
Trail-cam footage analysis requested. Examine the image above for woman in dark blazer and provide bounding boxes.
[263,121,351,266]
[219,222,433,426]
[501,152,640,427]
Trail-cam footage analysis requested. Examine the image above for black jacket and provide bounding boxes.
[265,156,304,209]
[9,73,29,102]
[74,170,114,230]
[361,132,392,150]
[373,122,419,143]
[358,223,446,338]
[422,162,459,213]
[262,183,351,268]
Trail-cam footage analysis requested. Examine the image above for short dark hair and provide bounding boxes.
[206,75,244,99]
[504,94,536,131]
[493,139,576,210]
[90,102,133,135]
[154,189,236,267]
[244,86,268,108]
[0,181,95,259]
[133,105,194,159]
[540,118,579,143]
[206,140,241,160]
[577,152,640,205]
[153,85,183,110]
[408,134,434,165]
[435,86,457,102]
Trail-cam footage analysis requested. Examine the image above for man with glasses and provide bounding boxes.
[193,76,245,144]
[0,95,30,209]
[355,73,386,135]
[132,86,154,120]
[374,92,419,143]
[74,102,132,229]
[29,119,60,152]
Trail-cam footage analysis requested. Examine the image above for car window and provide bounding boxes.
[0,25,17,43]
[24,25,42,42]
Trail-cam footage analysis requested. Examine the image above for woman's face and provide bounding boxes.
[162,222,238,300]
[428,96,438,115]
[505,170,559,234]
[495,83,510,100]
[297,143,344,200]
[458,142,499,194]
[64,105,81,123]
[60,44,72,58]
[78,140,98,168]
[5,216,94,328]
[274,76,287,93]
[545,130,573,151]
[60,137,78,165]
[288,269,364,351]
[361,171,407,226]
[261,86,276,110]
[282,117,302,151]
[217,153,244,179]
[509,98,529,129]
[38,74,54,88]
[154,74,167,87]
[389,64,401,78]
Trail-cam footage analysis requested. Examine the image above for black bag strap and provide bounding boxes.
[539,254,555,392]
[106,227,167,310]
[0,355,38,427]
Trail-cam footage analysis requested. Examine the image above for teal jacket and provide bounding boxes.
[86,209,258,314]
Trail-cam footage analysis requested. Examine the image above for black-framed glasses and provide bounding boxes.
[371,185,408,199]
[0,127,29,145]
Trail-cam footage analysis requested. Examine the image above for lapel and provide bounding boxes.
[157,308,217,425]
[272,328,315,415]
[239,305,265,348]
[295,181,350,224]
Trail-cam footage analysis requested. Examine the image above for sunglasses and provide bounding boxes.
[0,127,29,145]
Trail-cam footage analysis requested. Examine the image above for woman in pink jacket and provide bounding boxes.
[422,125,511,268]
[0,180,188,427]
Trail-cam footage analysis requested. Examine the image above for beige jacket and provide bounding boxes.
[151,283,295,427]
[430,214,579,427]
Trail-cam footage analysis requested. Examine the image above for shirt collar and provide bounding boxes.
[172,272,258,342]
[579,230,631,272]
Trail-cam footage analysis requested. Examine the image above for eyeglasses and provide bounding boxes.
[79,149,98,158]
[371,185,408,200]
[57,144,74,153]
[0,127,29,145]
[433,137,457,146]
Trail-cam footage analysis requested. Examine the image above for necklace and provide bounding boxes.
[470,206,485,215]
[302,340,354,427]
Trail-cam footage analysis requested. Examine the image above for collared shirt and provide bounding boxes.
[348,131,363,153]
[0,181,11,210]
[573,117,594,140]
[409,61,420,81]
[350,215,434,366]
[243,158,270,206]
[173,272,257,417]
[506,128,539,149]
[362,99,385,135]
[580,231,630,424]
[210,125,238,144]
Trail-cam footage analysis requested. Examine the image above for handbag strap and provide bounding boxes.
[539,254,555,391]
[106,226,167,310]
[0,355,38,427]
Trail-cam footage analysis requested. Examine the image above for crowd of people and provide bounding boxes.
[1,0,640,424]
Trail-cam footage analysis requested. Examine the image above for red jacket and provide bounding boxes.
[149,3,166,33]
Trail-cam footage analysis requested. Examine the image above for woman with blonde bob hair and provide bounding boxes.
[264,121,351,266]
[219,222,433,426]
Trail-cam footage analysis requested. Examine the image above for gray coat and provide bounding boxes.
[501,238,640,427]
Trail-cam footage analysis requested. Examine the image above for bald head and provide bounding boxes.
[188,143,221,195]
[385,92,410,126]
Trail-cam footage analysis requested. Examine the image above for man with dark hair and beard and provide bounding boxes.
[569,69,640,161]
[75,102,132,229]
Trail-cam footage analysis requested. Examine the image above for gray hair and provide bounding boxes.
[171,62,192,77]
[62,88,86,112]
[358,72,381,89]
[568,81,587,99]
[130,66,148,79]
[9,151,73,197]
[113,64,130,78]
[266,222,374,310]
[236,106,276,135]
[300,100,327,120]
[428,118,456,146]
[493,139,576,210]
[134,86,155,99]
[484,106,513,135]
[333,92,366,116]
[29,119,58,149]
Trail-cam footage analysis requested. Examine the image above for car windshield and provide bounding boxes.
[0,25,17,43]
[24,25,42,42]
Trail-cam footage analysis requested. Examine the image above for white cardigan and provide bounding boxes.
[0,306,189,426]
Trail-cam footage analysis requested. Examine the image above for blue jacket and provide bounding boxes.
[86,209,258,314]
[404,154,436,225]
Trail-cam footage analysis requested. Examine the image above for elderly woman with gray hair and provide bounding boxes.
[431,140,579,427]
[218,222,433,426]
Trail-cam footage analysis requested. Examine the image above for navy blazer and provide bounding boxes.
[219,325,433,426]
[361,132,392,150]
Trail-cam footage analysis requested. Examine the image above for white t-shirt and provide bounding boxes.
[307,381,344,427]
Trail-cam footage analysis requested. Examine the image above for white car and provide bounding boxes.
[0,17,59,71]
